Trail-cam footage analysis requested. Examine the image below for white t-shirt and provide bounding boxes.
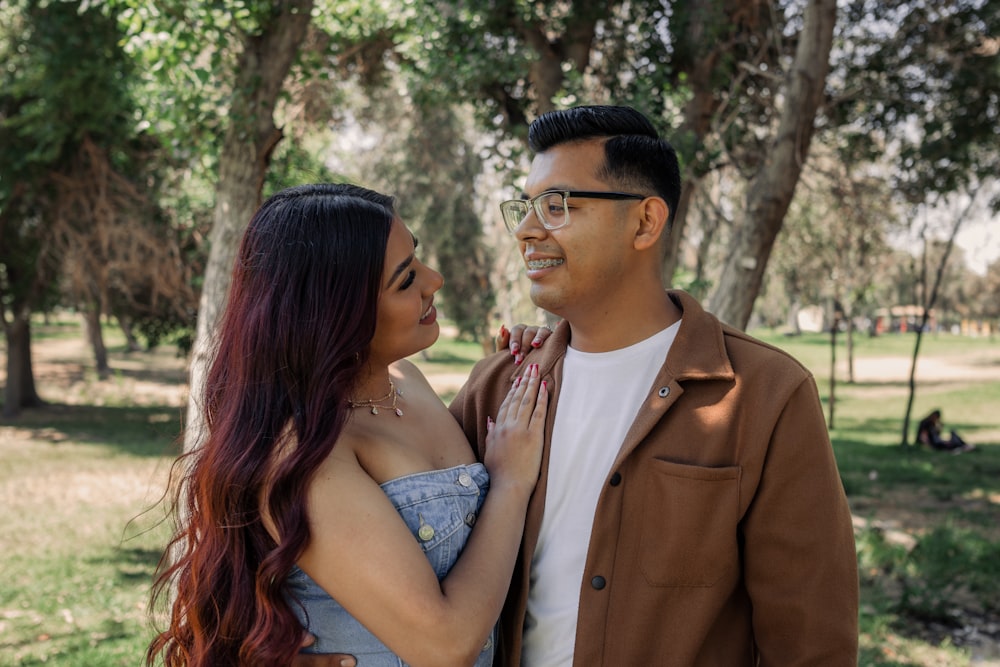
[520,322,681,666]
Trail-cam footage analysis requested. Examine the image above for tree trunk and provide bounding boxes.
[828,312,837,429]
[664,183,697,285]
[662,0,736,284]
[82,308,110,379]
[786,295,802,335]
[520,5,602,114]
[707,0,837,329]
[901,197,972,447]
[3,315,44,417]
[184,0,314,452]
[118,316,142,352]
[846,310,856,384]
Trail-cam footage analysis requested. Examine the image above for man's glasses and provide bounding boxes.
[499,190,647,233]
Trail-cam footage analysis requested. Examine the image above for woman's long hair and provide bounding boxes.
[147,184,395,666]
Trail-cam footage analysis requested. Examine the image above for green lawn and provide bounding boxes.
[2,322,998,665]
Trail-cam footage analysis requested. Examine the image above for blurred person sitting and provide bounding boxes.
[917,409,975,453]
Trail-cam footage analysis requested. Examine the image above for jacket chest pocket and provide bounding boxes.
[637,459,740,587]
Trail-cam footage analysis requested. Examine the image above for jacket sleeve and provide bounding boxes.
[742,374,859,665]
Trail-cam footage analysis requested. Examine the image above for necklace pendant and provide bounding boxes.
[394,408,403,417]
[371,407,379,415]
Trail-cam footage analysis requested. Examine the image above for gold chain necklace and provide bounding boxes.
[347,378,403,417]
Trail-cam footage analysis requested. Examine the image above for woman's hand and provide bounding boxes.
[496,324,554,365]
[483,363,547,493]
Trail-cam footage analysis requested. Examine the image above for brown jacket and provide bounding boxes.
[449,290,859,666]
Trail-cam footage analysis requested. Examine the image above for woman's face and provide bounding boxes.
[367,218,444,366]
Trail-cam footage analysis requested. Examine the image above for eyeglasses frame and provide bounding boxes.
[499,190,647,233]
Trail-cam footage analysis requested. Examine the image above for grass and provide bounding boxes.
[0,405,179,665]
[1,321,998,665]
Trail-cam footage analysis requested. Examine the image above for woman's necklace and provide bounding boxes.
[348,378,403,417]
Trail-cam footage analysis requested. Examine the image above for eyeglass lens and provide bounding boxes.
[502,193,568,231]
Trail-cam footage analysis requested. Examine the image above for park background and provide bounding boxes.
[1,0,999,665]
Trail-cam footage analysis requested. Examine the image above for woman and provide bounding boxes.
[147,183,548,666]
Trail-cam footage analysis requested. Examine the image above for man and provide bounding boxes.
[452,105,858,665]
[302,105,859,665]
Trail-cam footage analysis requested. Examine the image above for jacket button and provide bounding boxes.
[609,472,622,486]
[658,386,670,398]
[591,575,606,590]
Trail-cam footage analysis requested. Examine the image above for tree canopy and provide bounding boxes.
[2,0,998,421]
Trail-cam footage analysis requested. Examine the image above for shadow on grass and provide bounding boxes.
[9,623,135,666]
[0,403,184,458]
[833,414,1000,524]
[834,431,1000,498]
[92,545,163,585]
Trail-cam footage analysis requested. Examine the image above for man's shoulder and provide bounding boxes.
[720,326,813,380]
[467,349,521,381]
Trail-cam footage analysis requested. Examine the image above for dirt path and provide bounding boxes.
[849,349,1000,383]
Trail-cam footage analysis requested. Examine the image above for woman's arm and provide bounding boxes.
[297,365,546,667]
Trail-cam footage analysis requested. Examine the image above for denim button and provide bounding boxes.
[482,636,493,650]
[417,514,435,541]
[465,512,477,527]
[458,472,473,487]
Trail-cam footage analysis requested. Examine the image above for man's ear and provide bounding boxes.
[633,197,670,251]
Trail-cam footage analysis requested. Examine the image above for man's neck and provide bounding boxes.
[564,290,681,353]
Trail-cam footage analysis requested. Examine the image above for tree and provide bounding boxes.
[174,0,314,450]
[828,0,1000,445]
[404,1,617,140]
[372,95,496,348]
[900,191,983,446]
[399,1,842,332]
[770,145,895,426]
[48,137,199,371]
[706,0,838,328]
[0,0,142,414]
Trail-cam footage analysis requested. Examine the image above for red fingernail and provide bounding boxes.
[499,324,508,337]
[542,380,547,390]
[531,339,541,347]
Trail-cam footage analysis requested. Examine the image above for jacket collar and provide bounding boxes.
[513,290,734,384]
[663,290,735,382]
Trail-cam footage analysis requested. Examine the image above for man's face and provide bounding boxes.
[514,139,639,319]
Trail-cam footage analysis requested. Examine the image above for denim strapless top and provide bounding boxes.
[288,462,495,666]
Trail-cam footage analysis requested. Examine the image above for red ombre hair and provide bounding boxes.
[147,184,395,666]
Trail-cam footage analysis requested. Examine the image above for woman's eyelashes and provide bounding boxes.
[399,269,416,290]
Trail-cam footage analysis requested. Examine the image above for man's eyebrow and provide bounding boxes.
[521,186,572,199]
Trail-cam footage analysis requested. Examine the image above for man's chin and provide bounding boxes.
[529,287,564,316]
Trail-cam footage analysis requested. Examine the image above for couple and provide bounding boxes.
[148,106,859,666]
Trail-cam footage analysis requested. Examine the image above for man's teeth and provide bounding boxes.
[527,258,564,270]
